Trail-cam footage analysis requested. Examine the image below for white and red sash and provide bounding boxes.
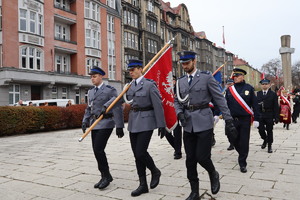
[280,95,291,108]
[229,85,254,120]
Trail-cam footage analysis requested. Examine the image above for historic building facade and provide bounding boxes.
[0,0,123,106]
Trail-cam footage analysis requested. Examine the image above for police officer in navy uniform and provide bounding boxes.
[125,59,167,197]
[225,68,260,173]
[257,78,279,153]
[174,51,237,200]
[82,66,124,189]
[165,75,183,159]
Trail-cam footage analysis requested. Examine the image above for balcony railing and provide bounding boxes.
[54,37,77,45]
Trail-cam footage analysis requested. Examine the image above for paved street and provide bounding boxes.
[0,121,299,200]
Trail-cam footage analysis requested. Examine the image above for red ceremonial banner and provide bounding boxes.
[144,46,177,132]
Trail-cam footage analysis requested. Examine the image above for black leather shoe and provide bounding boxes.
[261,140,267,149]
[131,185,149,196]
[227,144,234,151]
[240,166,247,173]
[286,124,289,130]
[268,145,273,153]
[131,176,149,197]
[186,192,200,200]
[94,180,102,188]
[174,153,182,160]
[150,168,161,189]
[209,170,220,194]
[98,176,113,189]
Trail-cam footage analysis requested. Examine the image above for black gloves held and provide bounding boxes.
[177,112,187,127]
[274,118,279,124]
[116,128,124,138]
[225,119,238,144]
[158,127,166,139]
[82,122,87,133]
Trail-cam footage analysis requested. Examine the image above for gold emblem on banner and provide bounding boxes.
[245,90,249,95]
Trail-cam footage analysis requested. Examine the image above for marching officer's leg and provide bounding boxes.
[265,118,274,153]
[237,118,251,173]
[173,124,182,159]
[183,131,200,200]
[129,132,149,197]
[195,129,220,195]
[91,129,113,189]
[258,119,267,149]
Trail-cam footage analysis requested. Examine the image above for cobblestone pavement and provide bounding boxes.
[0,121,299,200]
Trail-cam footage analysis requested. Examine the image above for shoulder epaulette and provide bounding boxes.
[88,86,94,90]
[178,75,185,79]
[106,85,114,89]
[200,71,211,75]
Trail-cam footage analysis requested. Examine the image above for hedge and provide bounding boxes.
[0,104,86,136]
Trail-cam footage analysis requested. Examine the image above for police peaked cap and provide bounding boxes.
[177,51,196,63]
[89,66,106,76]
[127,59,143,69]
[232,68,247,76]
[259,78,270,84]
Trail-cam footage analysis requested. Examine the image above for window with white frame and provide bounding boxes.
[161,27,164,40]
[62,87,67,99]
[9,84,20,105]
[55,54,70,73]
[20,46,43,70]
[148,1,153,12]
[146,18,157,33]
[132,0,139,7]
[123,10,138,28]
[0,8,2,30]
[55,0,70,11]
[85,1,100,21]
[52,86,57,99]
[107,15,116,80]
[55,23,70,41]
[75,90,80,104]
[85,28,100,49]
[86,57,101,75]
[106,0,116,9]
[19,8,43,36]
[124,31,138,50]
[147,39,157,54]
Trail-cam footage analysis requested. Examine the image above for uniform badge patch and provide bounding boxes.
[245,90,249,95]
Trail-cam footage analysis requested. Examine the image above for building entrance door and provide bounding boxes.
[31,86,41,100]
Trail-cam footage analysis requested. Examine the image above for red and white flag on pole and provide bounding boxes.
[222,26,225,45]
[260,72,265,80]
[144,46,177,132]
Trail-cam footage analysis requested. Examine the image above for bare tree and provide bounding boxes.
[292,60,300,88]
[260,58,282,78]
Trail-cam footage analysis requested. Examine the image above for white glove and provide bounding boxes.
[214,116,219,124]
[253,121,259,128]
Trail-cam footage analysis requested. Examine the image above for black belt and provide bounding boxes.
[232,116,251,121]
[130,106,154,112]
[184,104,209,111]
[262,109,273,112]
[91,113,113,119]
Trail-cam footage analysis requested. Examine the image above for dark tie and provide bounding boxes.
[188,75,193,86]
[135,80,137,86]
[263,91,266,95]
[94,87,98,94]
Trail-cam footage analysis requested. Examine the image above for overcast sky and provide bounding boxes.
[168,0,300,69]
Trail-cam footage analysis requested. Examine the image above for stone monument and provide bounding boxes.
[279,35,295,91]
